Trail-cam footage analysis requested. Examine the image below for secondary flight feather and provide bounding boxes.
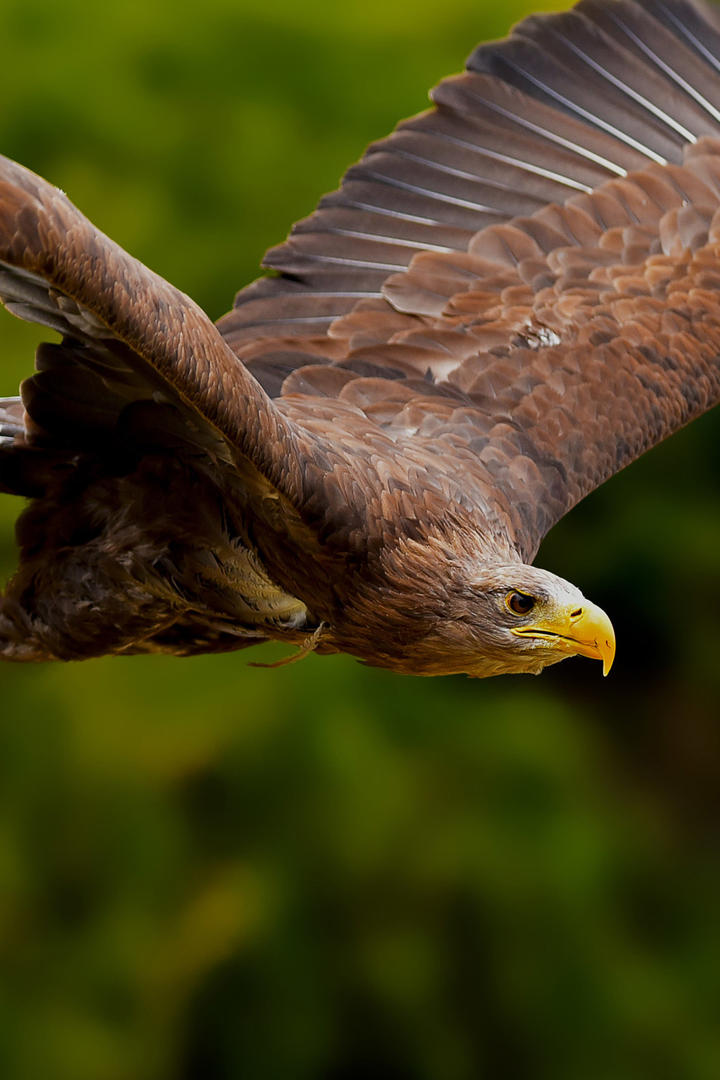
[1,0,719,676]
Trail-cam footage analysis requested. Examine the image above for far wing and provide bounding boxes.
[217,0,720,558]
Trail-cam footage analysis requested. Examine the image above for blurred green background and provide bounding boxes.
[0,1,720,1077]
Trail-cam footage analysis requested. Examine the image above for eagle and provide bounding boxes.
[0,0,718,677]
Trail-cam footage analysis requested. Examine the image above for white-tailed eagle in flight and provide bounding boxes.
[1,0,719,677]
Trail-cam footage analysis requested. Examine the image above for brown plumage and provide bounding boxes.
[1,0,719,676]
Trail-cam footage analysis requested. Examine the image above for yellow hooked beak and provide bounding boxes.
[511,598,616,676]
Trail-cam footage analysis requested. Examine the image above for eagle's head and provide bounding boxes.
[343,544,616,679]
[456,562,616,679]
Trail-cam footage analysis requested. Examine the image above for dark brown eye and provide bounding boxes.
[506,591,535,616]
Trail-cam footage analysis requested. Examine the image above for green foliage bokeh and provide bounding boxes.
[0,2,720,1078]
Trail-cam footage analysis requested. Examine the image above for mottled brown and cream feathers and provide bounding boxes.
[0,0,719,675]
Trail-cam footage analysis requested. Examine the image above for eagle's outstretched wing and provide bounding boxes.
[1,0,720,667]
[219,0,720,559]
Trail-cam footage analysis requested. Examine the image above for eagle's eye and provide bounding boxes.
[506,591,536,616]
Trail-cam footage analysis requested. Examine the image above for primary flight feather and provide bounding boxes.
[0,0,719,676]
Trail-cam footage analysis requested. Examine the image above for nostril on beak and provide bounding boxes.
[570,608,583,619]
